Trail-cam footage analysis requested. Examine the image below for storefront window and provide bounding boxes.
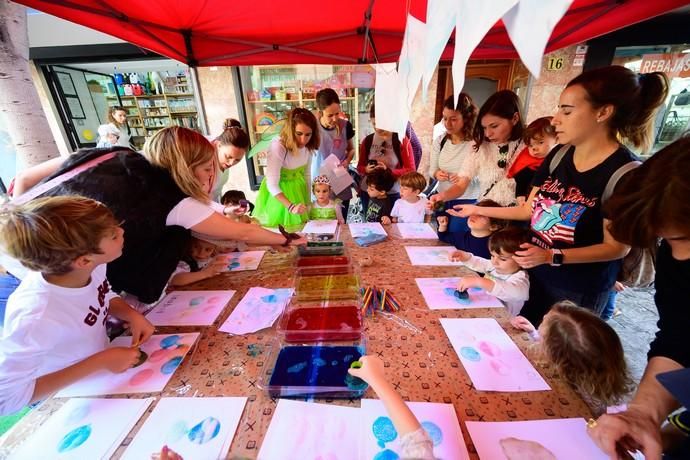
[237,64,375,189]
[613,45,690,155]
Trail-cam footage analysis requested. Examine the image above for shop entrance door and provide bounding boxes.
[435,61,515,121]
[43,65,121,150]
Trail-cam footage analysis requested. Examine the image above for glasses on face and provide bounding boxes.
[497,144,509,168]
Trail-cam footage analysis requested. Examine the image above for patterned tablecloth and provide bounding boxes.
[0,227,593,459]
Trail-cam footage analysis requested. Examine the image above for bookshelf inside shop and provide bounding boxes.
[240,65,365,186]
[108,93,199,149]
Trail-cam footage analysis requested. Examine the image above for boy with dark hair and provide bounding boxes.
[365,168,395,224]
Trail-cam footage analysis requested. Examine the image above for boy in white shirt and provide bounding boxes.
[0,196,154,415]
[384,171,430,224]
[451,226,530,316]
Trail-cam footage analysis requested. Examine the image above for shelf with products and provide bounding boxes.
[107,93,199,148]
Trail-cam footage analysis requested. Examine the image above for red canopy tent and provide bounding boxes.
[16,0,690,66]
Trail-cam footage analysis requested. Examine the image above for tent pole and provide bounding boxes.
[360,0,377,63]
[188,67,209,135]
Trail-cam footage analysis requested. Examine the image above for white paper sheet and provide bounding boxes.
[503,0,573,78]
[218,287,293,335]
[465,418,608,460]
[359,399,469,460]
[319,153,353,195]
[374,63,408,136]
[422,0,457,101]
[398,14,427,110]
[224,250,265,271]
[404,246,463,266]
[302,219,338,235]
[452,0,517,107]
[349,222,388,238]
[146,290,235,326]
[440,318,550,392]
[394,223,438,239]
[9,398,153,460]
[57,333,199,397]
[121,397,247,460]
[416,277,503,309]
[258,399,359,460]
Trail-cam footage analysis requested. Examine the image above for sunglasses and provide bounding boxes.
[497,144,509,168]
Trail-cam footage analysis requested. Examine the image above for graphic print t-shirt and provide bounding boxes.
[528,145,635,291]
[366,196,393,223]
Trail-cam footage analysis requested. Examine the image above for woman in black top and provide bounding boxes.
[588,135,690,459]
[449,65,668,323]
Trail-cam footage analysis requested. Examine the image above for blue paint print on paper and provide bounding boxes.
[161,356,183,374]
[269,345,360,388]
[372,416,398,448]
[421,421,443,446]
[260,294,277,303]
[57,424,92,453]
[167,420,188,442]
[189,296,204,307]
[160,335,181,349]
[188,417,221,444]
[374,449,400,460]
[460,346,481,362]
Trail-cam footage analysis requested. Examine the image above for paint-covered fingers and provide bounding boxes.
[348,355,385,385]
[586,412,662,460]
[152,445,183,460]
[99,347,141,373]
[128,312,155,346]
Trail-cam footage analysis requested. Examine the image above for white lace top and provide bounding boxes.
[457,140,523,206]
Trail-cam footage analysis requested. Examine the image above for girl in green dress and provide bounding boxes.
[309,175,345,223]
[253,108,320,228]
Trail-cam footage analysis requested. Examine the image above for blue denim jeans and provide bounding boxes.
[0,272,21,327]
[601,290,618,320]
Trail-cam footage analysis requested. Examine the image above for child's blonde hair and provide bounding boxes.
[542,301,634,407]
[143,126,217,203]
[399,171,427,193]
[0,196,119,275]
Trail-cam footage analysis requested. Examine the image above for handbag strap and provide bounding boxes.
[13,152,117,206]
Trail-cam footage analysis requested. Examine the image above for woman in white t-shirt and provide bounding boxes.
[252,108,320,229]
[430,90,525,209]
[3,127,306,307]
[429,94,480,232]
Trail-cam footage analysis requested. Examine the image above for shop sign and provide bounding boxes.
[640,53,690,78]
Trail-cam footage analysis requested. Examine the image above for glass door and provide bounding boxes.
[43,65,121,150]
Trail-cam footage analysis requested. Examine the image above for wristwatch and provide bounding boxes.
[551,248,564,267]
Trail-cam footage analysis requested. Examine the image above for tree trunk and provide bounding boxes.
[0,0,57,169]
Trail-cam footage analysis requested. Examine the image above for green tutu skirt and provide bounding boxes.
[253,164,309,229]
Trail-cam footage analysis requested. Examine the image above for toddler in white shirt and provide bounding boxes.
[451,226,530,316]
[385,171,430,224]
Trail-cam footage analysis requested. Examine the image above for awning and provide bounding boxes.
[16,0,690,66]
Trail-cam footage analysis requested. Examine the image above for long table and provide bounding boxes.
[0,227,593,459]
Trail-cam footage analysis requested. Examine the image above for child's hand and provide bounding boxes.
[375,161,387,170]
[510,315,536,333]
[434,170,449,181]
[613,281,625,292]
[381,216,392,225]
[152,445,183,460]
[457,276,481,291]
[127,311,155,347]
[98,347,141,373]
[449,173,461,184]
[450,250,470,262]
[437,216,448,232]
[202,257,228,278]
[347,355,386,387]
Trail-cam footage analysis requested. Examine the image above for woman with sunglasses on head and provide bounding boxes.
[450,66,668,325]
[429,90,525,209]
[252,108,320,229]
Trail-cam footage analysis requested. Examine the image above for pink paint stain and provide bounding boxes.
[148,348,172,363]
[478,341,501,357]
[490,359,511,376]
[207,296,221,304]
[129,368,155,386]
[203,306,218,313]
